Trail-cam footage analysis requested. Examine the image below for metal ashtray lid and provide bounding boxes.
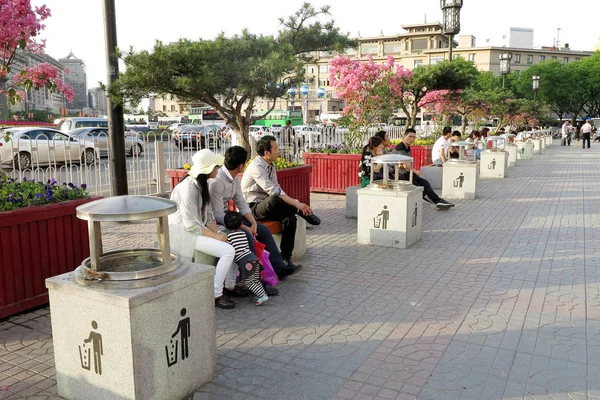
[372,154,413,163]
[501,134,516,138]
[451,141,477,148]
[77,195,177,222]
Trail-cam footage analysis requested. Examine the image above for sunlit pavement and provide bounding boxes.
[2,140,600,399]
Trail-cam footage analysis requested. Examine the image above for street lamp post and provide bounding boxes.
[103,0,128,195]
[499,52,513,88]
[300,85,309,124]
[440,0,463,61]
[287,86,296,111]
[532,75,541,101]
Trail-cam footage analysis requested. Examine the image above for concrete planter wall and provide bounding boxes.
[302,153,361,194]
[0,198,97,318]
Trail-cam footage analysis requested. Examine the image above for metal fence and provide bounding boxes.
[1,125,551,199]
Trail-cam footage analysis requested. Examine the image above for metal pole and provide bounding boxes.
[502,75,506,88]
[103,0,128,195]
[448,34,453,61]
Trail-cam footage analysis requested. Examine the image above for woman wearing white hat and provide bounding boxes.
[169,149,237,309]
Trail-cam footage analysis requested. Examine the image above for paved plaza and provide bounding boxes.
[2,141,600,399]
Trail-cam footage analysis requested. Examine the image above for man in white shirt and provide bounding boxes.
[581,118,592,149]
[432,127,452,166]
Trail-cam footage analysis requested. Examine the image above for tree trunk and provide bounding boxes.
[461,115,468,135]
[232,122,252,156]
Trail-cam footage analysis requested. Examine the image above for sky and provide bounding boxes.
[32,0,600,88]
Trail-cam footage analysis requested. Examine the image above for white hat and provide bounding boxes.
[188,149,225,178]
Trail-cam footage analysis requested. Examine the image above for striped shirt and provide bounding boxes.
[226,230,253,262]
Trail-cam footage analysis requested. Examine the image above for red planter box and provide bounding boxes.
[302,153,361,194]
[167,165,312,206]
[167,169,190,192]
[410,145,433,171]
[0,198,97,319]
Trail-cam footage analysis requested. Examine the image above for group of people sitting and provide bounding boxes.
[168,135,320,309]
[358,128,454,209]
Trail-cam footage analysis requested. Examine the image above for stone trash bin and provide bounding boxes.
[442,141,479,200]
[46,196,217,400]
[530,132,544,155]
[501,133,518,167]
[357,154,423,249]
[515,140,534,160]
[480,137,509,179]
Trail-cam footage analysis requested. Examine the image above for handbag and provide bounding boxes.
[253,238,266,260]
[259,249,279,287]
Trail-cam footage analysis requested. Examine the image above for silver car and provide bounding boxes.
[0,127,99,169]
[68,127,144,157]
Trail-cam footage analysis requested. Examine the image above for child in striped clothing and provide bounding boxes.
[224,211,268,305]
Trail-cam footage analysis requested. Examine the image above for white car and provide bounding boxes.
[249,125,271,140]
[0,127,98,169]
[294,125,320,138]
[169,122,187,131]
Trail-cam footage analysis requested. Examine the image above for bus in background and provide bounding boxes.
[254,110,303,127]
[157,116,189,129]
[123,114,158,132]
[188,107,226,127]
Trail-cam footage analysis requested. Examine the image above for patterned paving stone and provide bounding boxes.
[5,141,600,399]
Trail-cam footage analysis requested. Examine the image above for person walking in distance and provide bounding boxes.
[581,118,593,149]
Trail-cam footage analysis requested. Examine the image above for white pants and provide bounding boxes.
[194,236,236,298]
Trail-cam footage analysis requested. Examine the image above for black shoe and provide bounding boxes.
[223,286,251,298]
[264,285,279,296]
[299,213,321,226]
[261,280,279,296]
[284,258,303,273]
[277,268,293,280]
[215,295,235,309]
[435,199,454,209]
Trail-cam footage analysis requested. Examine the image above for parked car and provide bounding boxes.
[0,127,99,169]
[249,125,271,140]
[68,127,144,156]
[56,117,109,132]
[168,122,187,131]
[294,125,320,138]
[173,124,222,149]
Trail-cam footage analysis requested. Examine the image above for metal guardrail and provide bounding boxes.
[1,126,551,198]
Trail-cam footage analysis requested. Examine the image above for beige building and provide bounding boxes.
[156,22,594,123]
[270,22,593,121]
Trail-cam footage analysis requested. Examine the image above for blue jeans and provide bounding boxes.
[242,218,286,274]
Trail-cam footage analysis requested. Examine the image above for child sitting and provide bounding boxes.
[224,211,268,306]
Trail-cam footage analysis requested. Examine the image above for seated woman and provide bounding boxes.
[465,130,482,160]
[358,136,385,187]
[169,149,238,310]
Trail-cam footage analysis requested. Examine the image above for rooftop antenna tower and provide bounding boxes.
[555,27,561,48]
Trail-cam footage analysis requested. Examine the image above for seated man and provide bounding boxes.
[395,129,454,209]
[448,131,463,159]
[241,135,320,271]
[431,126,452,166]
[210,146,294,285]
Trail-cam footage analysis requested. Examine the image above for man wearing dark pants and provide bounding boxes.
[581,118,592,149]
[395,129,454,209]
[242,135,320,273]
[209,146,288,289]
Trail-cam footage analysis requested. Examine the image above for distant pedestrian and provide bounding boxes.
[561,121,572,146]
[581,118,592,149]
[574,122,582,146]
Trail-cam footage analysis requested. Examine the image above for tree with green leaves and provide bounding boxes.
[112,3,355,152]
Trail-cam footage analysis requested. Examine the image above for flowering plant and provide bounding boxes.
[0,0,74,113]
[244,157,300,171]
[183,163,191,170]
[0,174,89,211]
[306,144,361,154]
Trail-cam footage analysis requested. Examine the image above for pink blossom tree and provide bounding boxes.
[419,89,489,134]
[329,55,412,146]
[0,0,74,121]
